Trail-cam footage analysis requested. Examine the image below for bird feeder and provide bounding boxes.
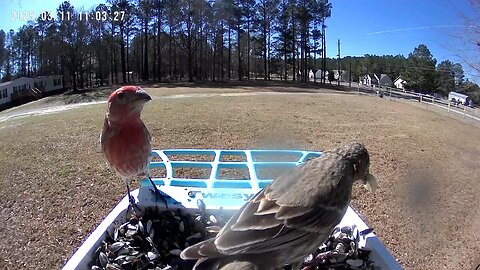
[63,149,401,270]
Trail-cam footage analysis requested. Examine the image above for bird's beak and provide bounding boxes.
[135,90,152,102]
[363,173,377,193]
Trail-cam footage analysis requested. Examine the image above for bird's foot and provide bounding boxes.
[146,176,169,208]
[127,193,142,215]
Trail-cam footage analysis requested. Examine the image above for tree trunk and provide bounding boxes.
[228,27,231,79]
[153,25,157,81]
[126,31,130,82]
[143,19,149,81]
[120,25,127,83]
[291,8,296,82]
[221,22,224,80]
[267,26,271,80]
[110,49,114,85]
[157,18,162,82]
[174,45,177,80]
[89,52,92,87]
[113,44,118,84]
[263,10,267,81]
[237,18,242,80]
[247,18,250,80]
[284,36,287,81]
[72,70,77,92]
[169,26,173,78]
[212,33,216,82]
[188,30,193,82]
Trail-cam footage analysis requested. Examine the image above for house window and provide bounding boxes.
[34,82,38,88]
[22,84,26,90]
[2,89,6,98]
[53,79,56,86]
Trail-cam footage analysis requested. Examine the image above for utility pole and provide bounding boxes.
[337,39,341,86]
[322,20,326,84]
[349,61,352,88]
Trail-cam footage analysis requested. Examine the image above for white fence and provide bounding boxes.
[345,82,480,123]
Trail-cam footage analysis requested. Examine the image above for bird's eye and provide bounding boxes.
[117,92,125,100]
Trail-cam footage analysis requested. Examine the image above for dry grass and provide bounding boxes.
[0,86,479,270]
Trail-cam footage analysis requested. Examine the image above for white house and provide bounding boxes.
[360,74,379,86]
[35,75,63,93]
[308,70,314,81]
[394,76,406,89]
[378,74,393,87]
[0,81,10,106]
[448,91,469,105]
[314,70,329,81]
[332,70,349,82]
[0,75,63,107]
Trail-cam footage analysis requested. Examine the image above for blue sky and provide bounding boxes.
[1,0,479,80]
[325,0,478,79]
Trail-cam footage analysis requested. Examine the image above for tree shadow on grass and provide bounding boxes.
[43,80,353,106]
[146,79,351,93]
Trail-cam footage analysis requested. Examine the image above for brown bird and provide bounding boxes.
[180,142,377,270]
[101,86,166,210]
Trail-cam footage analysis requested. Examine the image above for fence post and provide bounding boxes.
[472,108,476,125]
[463,105,467,117]
[448,102,451,115]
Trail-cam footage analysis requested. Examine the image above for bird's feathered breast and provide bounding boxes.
[101,117,152,177]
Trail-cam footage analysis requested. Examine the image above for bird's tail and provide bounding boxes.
[181,238,221,260]
[182,241,265,270]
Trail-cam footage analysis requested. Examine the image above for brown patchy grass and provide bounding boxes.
[0,86,479,270]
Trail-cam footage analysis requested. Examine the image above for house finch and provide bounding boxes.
[180,142,377,270]
[101,86,166,210]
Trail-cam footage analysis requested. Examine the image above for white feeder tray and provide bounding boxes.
[62,149,402,270]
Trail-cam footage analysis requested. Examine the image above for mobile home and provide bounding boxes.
[0,75,64,110]
[448,91,469,105]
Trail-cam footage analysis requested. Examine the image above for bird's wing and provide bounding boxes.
[184,153,351,257]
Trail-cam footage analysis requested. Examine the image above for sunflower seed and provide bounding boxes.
[209,215,217,224]
[178,221,185,232]
[146,219,153,233]
[169,249,182,256]
[99,252,108,268]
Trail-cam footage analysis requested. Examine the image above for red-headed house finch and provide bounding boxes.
[101,86,166,210]
[180,142,377,270]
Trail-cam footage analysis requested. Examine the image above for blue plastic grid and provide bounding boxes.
[141,149,323,189]
[138,149,323,209]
